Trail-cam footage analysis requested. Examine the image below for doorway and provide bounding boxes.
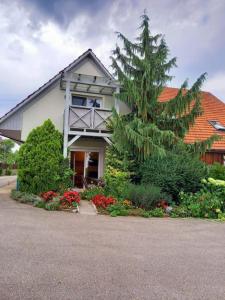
[71,151,100,188]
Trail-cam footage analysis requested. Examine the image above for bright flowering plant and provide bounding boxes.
[60,191,80,207]
[92,194,116,209]
[41,191,58,202]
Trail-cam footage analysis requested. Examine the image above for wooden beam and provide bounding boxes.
[68,135,81,147]
[103,137,112,145]
[86,85,92,92]
[69,131,112,138]
[63,76,71,158]
[115,86,120,113]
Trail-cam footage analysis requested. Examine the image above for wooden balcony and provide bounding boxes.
[69,106,112,131]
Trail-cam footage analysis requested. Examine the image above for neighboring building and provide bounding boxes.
[0,49,225,187]
[159,88,225,164]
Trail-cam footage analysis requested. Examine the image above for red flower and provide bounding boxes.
[92,194,116,208]
[60,191,80,206]
[41,191,58,202]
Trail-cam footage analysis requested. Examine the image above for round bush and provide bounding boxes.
[140,152,208,202]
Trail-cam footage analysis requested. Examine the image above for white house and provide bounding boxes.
[0,49,131,188]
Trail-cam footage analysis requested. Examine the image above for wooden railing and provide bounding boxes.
[69,106,112,131]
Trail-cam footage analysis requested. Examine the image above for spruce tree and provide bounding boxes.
[110,13,218,160]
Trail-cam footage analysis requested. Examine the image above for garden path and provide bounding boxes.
[79,199,97,215]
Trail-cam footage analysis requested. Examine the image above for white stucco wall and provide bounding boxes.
[73,58,105,77]
[21,82,65,140]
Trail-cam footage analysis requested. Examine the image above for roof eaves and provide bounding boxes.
[0,48,113,124]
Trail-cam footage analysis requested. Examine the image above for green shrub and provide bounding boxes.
[208,163,225,180]
[10,189,41,204]
[5,168,12,176]
[179,189,224,219]
[104,166,130,199]
[170,206,190,218]
[17,119,72,194]
[140,151,207,202]
[81,186,105,200]
[45,198,60,211]
[107,203,129,217]
[142,211,150,218]
[103,146,131,199]
[124,183,171,210]
[34,200,46,208]
[148,207,164,217]
[11,190,24,201]
[0,168,3,176]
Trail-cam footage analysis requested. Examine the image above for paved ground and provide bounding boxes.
[0,184,225,300]
[79,200,97,215]
[0,175,17,188]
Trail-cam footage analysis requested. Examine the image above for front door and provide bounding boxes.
[71,151,100,188]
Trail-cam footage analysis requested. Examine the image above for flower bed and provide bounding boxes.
[11,189,81,212]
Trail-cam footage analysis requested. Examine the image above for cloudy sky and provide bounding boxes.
[0,0,225,116]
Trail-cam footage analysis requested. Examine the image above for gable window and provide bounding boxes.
[72,95,102,108]
[209,120,225,131]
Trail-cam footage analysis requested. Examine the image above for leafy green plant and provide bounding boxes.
[0,168,2,176]
[81,186,105,201]
[142,211,150,218]
[103,146,131,200]
[124,183,171,210]
[11,189,41,204]
[148,208,164,217]
[107,203,129,217]
[17,119,72,194]
[170,206,190,218]
[140,151,207,201]
[45,198,60,211]
[179,186,224,219]
[34,200,46,209]
[5,168,12,176]
[208,163,225,181]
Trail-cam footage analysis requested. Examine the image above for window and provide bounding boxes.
[209,120,225,131]
[72,96,102,108]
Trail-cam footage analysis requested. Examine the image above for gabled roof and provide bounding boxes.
[0,49,114,124]
[159,87,225,151]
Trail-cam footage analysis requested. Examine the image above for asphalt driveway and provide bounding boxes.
[0,184,225,300]
[0,175,17,188]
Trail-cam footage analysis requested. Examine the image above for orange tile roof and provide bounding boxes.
[159,87,225,151]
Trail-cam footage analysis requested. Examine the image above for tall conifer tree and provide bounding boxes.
[110,13,218,160]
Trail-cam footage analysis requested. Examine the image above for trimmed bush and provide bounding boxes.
[140,151,207,202]
[17,119,72,194]
[124,183,171,210]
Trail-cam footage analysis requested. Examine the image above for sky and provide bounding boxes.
[0,0,225,117]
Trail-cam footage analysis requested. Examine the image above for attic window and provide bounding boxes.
[209,120,225,131]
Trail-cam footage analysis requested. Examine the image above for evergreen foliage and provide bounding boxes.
[18,119,72,194]
[140,150,208,201]
[110,13,219,160]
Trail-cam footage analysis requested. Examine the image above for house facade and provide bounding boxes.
[1,49,225,187]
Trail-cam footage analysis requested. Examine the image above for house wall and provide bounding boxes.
[73,58,105,77]
[201,152,225,165]
[21,82,65,140]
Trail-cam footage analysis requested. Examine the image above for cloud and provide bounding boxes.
[0,0,225,117]
[204,72,225,100]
